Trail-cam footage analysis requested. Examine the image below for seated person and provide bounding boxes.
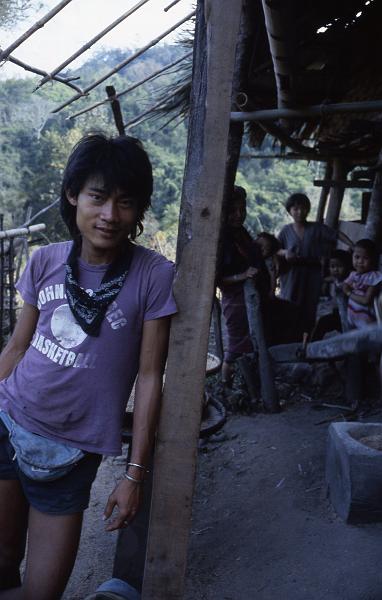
[311,249,352,341]
[255,231,301,345]
[342,239,382,329]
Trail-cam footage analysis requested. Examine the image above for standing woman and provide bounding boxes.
[218,186,269,385]
[0,134,177,599]
[278,192,352,335]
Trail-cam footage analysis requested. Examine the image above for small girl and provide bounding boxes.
[311,250,352,341]
[342,239,382,329]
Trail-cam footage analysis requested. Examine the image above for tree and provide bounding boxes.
[0,0,37,28]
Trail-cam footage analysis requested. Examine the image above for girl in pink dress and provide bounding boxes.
[342,239,382,329]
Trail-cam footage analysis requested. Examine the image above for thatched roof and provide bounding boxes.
[152,0,382,165]
[244,0,382,162]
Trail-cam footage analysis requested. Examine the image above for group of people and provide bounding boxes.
[218,186,382,384]
[0,130,381,600]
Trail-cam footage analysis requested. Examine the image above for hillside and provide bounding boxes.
[0,44,322,249]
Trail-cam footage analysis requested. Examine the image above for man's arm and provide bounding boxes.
[103,316,171,532]
[0,303,39,381]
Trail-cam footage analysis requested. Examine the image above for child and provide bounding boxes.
[311,249,352,341]
[0,134,177,599]
[342,238,382,329]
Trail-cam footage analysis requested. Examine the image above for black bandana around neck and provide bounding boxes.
[65,241,134,336]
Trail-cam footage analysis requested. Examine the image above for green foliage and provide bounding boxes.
[0,44,327,253]
[0,0,37,28]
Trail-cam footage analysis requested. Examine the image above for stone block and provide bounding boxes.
[326,422,382,522]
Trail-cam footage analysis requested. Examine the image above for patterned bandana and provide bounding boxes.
[65,241,134,336]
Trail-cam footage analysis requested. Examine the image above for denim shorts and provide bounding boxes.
[0,420,102,515]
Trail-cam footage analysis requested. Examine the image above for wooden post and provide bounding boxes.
[316,161,333,222]
[142,2,243,598]
[325,158,348,229]
[106,86,125,136]
[365,150,382,246]
[243,280,279,412]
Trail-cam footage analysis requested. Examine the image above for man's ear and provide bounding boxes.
[66,190,77,207]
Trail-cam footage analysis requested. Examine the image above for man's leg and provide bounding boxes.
[0,507,83,600]
[0,480,28,590]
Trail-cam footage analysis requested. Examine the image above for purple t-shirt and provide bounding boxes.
[0,241,177,455]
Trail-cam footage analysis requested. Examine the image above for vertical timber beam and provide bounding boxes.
[325,159,348,229]
[316,161,333,222]
[365,150,382,247]
[141,1,243,599]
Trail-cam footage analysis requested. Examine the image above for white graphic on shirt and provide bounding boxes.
[51,304,87,349]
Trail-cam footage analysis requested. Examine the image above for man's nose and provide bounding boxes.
[101,199,118,221]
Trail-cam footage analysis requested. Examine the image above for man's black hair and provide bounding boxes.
[354,238,379,270]
[60,133,153,241]
[285,193,311,214]
[329,249,352,273]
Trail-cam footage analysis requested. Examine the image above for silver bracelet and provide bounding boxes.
[124,472,144,484]
[127,462,148,472]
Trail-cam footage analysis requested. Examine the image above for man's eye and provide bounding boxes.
[119,199,135,208]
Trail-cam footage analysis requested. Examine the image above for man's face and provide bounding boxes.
[67,175,138,262]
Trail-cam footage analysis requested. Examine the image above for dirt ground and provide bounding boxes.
[62,360,382,600]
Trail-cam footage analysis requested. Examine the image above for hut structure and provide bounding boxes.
[2,0,382,598]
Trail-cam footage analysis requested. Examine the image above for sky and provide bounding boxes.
[0,0,194,79]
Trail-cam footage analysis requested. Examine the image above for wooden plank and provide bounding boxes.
[141,2,243,599]
[314,179,373,189]
[230,99,382,122]
[270,325,382,362]
[243,280,279,412]
[325,159,348,229]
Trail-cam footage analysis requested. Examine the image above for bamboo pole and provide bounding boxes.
[261,0,295,111]
[35,0,152,90]
[52,10,196,114]
[68,51,192,120]
[325,159,348,229]
[7,55,82,94]
[0,224,45,240]
[231,100,382,122]
[142,0,243,597]
[164,0,182,11]
[0,0,73,62]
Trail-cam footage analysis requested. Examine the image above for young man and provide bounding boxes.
[0,134,177,599]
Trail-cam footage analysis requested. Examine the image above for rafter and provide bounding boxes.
[7,56,82,94]
[35,0,152,91]
[0,0,73,62]
[52,10,196,114]
[68,51,192,120]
